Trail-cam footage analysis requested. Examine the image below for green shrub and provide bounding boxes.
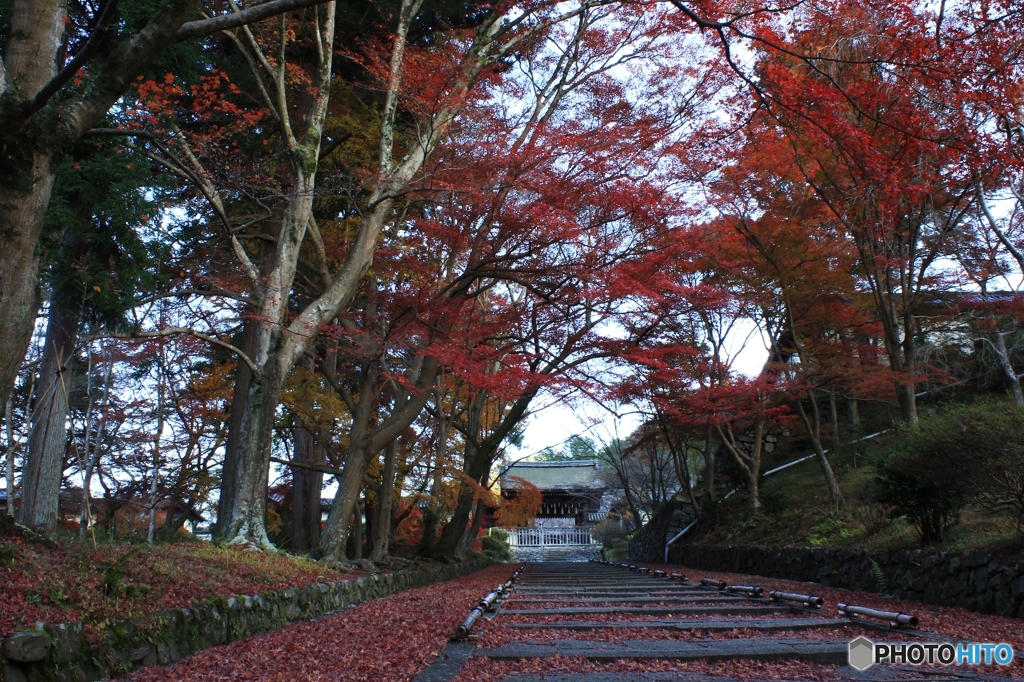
[874,400,1024,544]
[481,533,513,562]
[603,536,629,560]
[807,517,856,547]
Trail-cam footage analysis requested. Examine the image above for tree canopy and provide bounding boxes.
[1,0,1023,560]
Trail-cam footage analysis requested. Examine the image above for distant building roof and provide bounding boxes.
[501,459,607,491]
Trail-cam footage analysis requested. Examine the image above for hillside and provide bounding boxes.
[687,405,1024,556]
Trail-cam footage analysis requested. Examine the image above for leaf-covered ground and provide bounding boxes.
[121,562,517,682]
[0,522,351,639]
[472,621,908,647]
[454,655,856,681]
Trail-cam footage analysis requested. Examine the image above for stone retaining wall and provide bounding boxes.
[628,500,694,562]
[665,544,1024,618]
[1,558,487,682]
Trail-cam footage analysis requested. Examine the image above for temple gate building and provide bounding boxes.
[496,459,618,561]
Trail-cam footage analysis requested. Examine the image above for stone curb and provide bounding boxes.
[1,558,487,682]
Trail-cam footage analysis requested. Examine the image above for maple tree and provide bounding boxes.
[739,1,1024,423]
[705,124,874,510]
[1,0,1022,572]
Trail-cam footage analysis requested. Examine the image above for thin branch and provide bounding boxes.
[271,456,343,477]
[130,288,252,307]
[977,181,1024,274]
[83,327,259,375]
[87,127,262,285]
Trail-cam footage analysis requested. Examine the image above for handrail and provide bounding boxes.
[723,430,889,500]
[664,519,697,562]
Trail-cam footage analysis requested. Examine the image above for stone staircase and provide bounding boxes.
[511,545,600,562]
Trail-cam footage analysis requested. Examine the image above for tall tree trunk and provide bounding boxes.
[895,383,918,424]
[433,399,488,560]
[420,383,450,554]
[433,386,535,559]
[351,492,363,560]
[846,397,860,427]
[5,395,15,517]
[214,3,347,549]
[216,357,287,548]
[0,0,66,412]
[147,358,164,546]
[828,390,840,442]
[80,343,111,540]
[0,154,47,412]
[363,493,375,557]
[437,484,476,560]
[741,467,760,519]
[290,424,325,554]
[320,362,379,562]
[215,321,257,538]
[369,439,398,562]
[435,391,489,560]
[215,147,333,550]
[320,356,438,562]
[702,425,715,502]
[18,297,80,532]
[461,496,487,555]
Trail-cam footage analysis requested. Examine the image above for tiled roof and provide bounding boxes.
[501,459,607,491]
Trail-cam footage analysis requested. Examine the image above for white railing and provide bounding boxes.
[506,527,594,547]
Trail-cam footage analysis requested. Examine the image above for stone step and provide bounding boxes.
[508,596,748,604]
[503,617,847,632]
[513,584,704,590]
[474,637,847,663]
[501,605,790,616]
[496,670,1014,682]
[512,585,712,593]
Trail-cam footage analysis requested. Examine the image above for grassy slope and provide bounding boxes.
[694,426,1024,555]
